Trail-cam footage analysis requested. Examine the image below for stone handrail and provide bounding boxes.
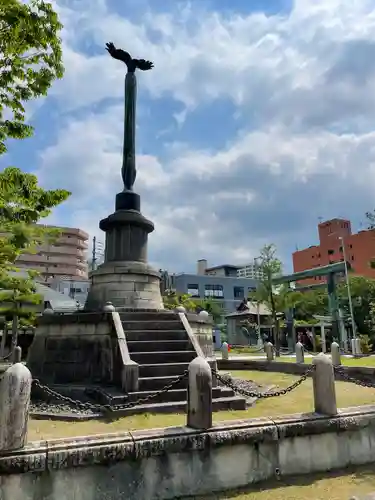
[178,312,205,358]
[111,311,139,392]
[178,311,218,386]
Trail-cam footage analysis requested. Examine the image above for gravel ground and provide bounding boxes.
[30,401,97,416]
[218,373,272,404]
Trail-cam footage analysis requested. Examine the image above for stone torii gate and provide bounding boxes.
[272,261,351,350]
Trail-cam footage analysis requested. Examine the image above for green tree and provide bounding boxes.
[338,276,375,337]
[0,269,41,356]
[0,167,70,353]
[293,287,328,321]
[0,0,64,154]
[249,244,302,356]
[0,166,70,263]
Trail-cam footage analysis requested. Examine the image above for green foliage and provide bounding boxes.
[0,167,70,266]
[0,168,70,332]
[293,288,328,321]
[359,334,373,354]
[194,298,223,324]
[315,334,322,351]
[339,276,375,337]
[0,0,64,153]
[249,244,303,355]
[0,268,41,316]
[162,291,223,323]
[162,291,197,311]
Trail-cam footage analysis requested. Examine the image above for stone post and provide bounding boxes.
[12,346,22,364]
[312,353,337,416]
[265,342,274,361]
[355,338,362,355]
[187,357,212,430]
[320,323,326,353]
[295,341,304,364]
[0,355,32,452]
[221,342,229,360]
[351,338,359,356]
[331,341,341,366]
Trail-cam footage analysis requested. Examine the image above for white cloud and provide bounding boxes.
[31,0,375,271]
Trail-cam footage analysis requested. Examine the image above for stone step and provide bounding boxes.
[131,350,196,365]
[122,320,182,331]
[91,386,235,406]
[125,330,188,342]
[127,387,235,404]
[119,311,178,322]
[139,362,190,378]
[127,340,192,353]
[139,375,187,391]
[107,396,247,417]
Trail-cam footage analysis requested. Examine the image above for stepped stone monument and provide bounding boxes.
[26,43,246,415]
[85,42,163,311]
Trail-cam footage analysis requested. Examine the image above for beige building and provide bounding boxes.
[15,225,89,282]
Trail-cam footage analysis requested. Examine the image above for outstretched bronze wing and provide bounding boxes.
[134,59,154,71]
[105,42,132,65]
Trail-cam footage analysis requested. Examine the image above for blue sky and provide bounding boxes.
[2,0,375,273]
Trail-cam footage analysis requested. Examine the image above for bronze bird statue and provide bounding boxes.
[105,42,154,73]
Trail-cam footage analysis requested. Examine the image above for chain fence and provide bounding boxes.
[214,365,315,399]
[333,366,375,389]
[32,370,189,415]
[0,351,13,362]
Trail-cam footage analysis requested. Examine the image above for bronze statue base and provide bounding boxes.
[115,190,140,211]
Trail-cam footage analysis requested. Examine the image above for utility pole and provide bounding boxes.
[92,236,97,271]
[339,236,356,343]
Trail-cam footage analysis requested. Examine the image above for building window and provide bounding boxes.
[328,249,334,255]
[187,284,199,297]
[233,286,244,299]
[339,246,343,252]
[351,255,354,261]
[204,284,224,298]
[349,244,353,249]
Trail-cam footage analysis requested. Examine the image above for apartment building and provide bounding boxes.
[237,262,265,280]
[161,260,259,316]
[292,218,375,285]
[15,225,89,282]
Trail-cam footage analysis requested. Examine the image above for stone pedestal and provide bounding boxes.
[85,205,163,311]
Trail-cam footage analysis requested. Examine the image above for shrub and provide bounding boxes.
[359,334,373,354]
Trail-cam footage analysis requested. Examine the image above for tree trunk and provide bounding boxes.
[269,289,280,357]
[274,317,281,357]
[0,322,7,358]
[11,312,18,362]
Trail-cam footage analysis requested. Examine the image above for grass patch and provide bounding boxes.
[274,356,375,367]
[28,370,375,442]
[194,465,375,499]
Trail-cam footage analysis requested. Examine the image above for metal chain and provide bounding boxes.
[214,365,315,399]
[0,351,13,361]
[32,370,189,414]
[333,366,375,389]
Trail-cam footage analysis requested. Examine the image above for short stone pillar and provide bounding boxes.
[187,356,212,430]
[221,342,229,360]
[312,353,337,416]
[351,338,357,355]
[355,338,362,355]
[331,341,341,366]
[295,342,304,364]
[265,342,274,361]
[12,345,22,364]
[0,359,32,452]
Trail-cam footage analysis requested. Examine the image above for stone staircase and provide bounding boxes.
[92,310,246,415]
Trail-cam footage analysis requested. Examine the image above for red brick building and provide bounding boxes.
[292,218,375,285]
